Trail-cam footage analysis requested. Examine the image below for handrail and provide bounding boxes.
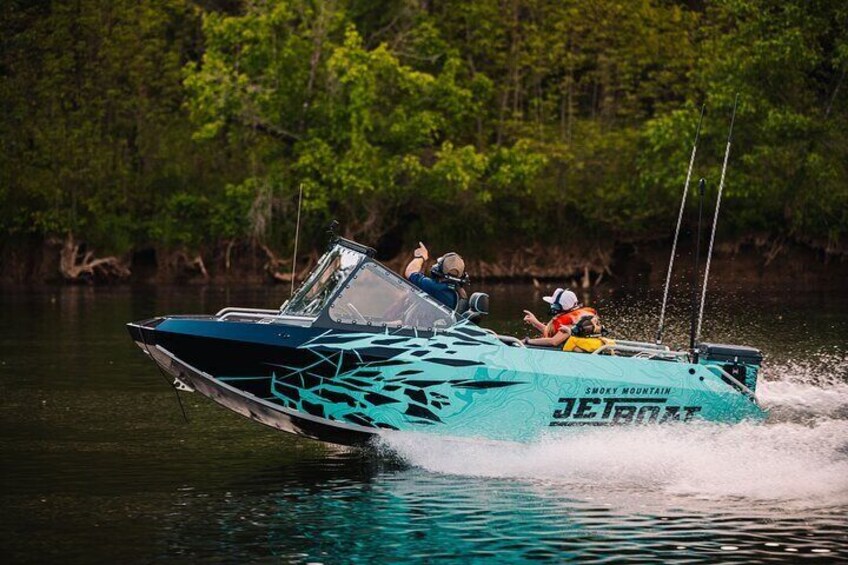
[217,312,278,321]
[614,340,670,351]
[592,343,688,360]
[215,306,280,317]
[216,311,315,325]
[701,363,757,398]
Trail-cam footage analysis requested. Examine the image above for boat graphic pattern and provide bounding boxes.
[201,321,763,442]
[218,324,525,432]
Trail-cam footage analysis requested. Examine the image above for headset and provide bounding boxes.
[570,314,609,338]
[430,253,470,288]
[548,288,583,316]
[571,314,601,337]
[548,288,565,315]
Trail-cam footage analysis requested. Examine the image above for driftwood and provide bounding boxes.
[380,244,613,286]
[717,234,791,266]
[59,233,130,283]
[457,245,612,283]
[224,239,235,272]
[260,244,316,283]
[166,250,209,280]
[764,237,785,267]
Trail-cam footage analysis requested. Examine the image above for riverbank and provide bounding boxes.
[2,235,846,291]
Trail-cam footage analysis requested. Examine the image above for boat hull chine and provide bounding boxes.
[147,343,378,446]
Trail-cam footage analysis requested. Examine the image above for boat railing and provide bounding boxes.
[614,340,669,350]
[701,363,757,398]
[592,341,689,361]
[214,308,316,326]
[217,312,278,322]
[215,307,281,318]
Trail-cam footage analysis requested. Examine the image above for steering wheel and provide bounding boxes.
[348,303,368,325]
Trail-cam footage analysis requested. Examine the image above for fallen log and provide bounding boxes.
[58,233,130,283]
[260,244,315,284]
[164,249,210,281]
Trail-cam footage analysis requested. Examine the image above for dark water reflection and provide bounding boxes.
[1,285,846,563]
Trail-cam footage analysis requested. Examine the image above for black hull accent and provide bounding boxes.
[147,345,378,447]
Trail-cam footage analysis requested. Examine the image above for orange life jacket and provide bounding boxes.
[545,307,598,337]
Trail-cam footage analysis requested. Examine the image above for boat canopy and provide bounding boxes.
[281,241,456,331]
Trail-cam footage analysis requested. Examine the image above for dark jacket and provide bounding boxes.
[408,272,458,310]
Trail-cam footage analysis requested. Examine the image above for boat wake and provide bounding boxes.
[758,351,848,419]
[381,351,848,507]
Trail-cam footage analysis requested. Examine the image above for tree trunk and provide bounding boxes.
[58,232,130,283]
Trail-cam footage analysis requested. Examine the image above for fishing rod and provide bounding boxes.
[689,178,706,356]
[696,94,739,344]
[290,183,304,297]
[656,104,706,344]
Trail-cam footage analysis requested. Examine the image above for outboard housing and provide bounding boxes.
[697,343,763,392]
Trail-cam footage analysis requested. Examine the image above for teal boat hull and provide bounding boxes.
[130,318,765,446]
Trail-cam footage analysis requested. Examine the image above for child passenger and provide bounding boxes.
[522,288,597,348]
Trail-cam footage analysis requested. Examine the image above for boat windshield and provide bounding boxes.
[282,246,363,317]
[328,262,456,330]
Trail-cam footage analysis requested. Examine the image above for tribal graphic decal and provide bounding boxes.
[208,320,765,441]
[219,322,525,431]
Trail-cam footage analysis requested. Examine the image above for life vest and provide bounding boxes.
[563,336,615,353]
[545,307,598,337]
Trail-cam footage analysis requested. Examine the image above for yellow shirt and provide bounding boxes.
[563,336,614,353]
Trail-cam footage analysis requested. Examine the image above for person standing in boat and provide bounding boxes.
[404,242,469,312]
[522,288,597,347]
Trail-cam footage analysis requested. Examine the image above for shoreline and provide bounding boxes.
[2,238,845,291]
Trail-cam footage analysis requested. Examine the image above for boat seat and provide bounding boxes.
[460,292,489,322]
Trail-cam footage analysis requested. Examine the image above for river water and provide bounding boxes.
[1,284,846,563]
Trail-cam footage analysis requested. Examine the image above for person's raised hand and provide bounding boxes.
[414,241,429,261]
[522,309,539,326]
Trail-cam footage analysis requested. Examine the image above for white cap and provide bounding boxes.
[542,288,578,311]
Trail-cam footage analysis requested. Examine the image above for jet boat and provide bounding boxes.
[128,237,766,446]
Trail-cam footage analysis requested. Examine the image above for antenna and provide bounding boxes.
[696,94,739,344]
[689,178,707,356]
[290,183,304,298]
[656,104,706,344]
[327,219,340,243]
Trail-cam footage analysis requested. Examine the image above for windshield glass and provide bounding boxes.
[328,262,455,330]
[282,246,363,317]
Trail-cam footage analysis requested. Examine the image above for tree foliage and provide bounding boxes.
[2,0,847,261]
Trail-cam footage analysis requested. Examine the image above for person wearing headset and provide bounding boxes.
[521,288,598,347]
[404,242,469,311]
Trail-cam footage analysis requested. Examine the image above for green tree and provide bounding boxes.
[184,1,545,249]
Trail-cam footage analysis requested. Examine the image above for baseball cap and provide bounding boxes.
[440,253,465,278]
[542,288,578,311]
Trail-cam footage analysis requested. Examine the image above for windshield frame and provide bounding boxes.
[278,240,458,333]
[322,259,457,332]
[279,245,365,318]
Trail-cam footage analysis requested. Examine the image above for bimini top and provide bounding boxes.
[280,238,457,332]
